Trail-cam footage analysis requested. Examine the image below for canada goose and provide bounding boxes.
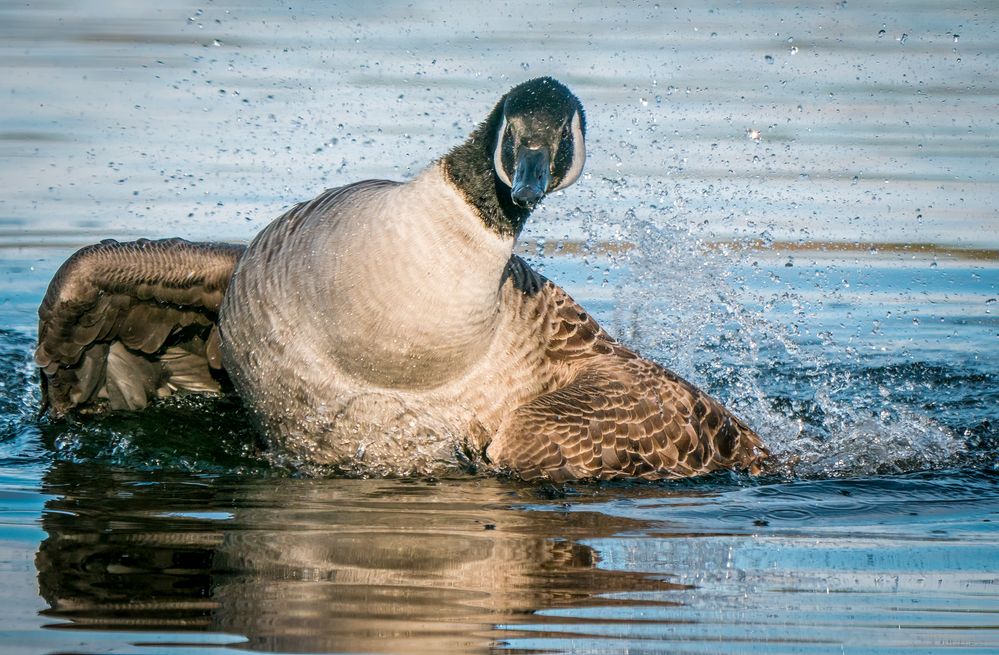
[35,77,768,480]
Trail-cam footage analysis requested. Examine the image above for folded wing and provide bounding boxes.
[488,275,768,481]
[36,238,245,417]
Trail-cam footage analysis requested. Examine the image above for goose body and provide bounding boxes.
[36,78,768,480]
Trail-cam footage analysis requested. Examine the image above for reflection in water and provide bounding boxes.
[34,461,999,653]
[36,461,677,653]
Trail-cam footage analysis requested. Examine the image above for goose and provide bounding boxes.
[35,77,768,480]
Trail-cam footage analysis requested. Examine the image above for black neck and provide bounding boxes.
[441,102,532,238]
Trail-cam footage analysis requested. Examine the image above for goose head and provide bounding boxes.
[443,77,587,237]
[491,77,586,210]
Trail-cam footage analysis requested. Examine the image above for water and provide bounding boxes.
[1,1,997,653]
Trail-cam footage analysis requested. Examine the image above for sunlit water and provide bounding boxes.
[1,2,997,654]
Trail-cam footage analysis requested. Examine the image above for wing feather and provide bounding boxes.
[36,238,245,417]
[489,273,768,481]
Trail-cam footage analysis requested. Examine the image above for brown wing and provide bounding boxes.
[36,238,246,418]
[487,278,768,482]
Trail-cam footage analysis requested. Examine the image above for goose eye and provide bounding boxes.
[561,125,570,140]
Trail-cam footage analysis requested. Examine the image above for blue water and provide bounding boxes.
[2,1,998,653]
[1,245,997,654]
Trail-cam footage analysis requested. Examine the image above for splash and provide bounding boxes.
[0,329,50,470]
[40,392,267,474]
[583,179,969,478]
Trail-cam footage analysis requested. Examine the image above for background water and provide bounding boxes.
[1,1,997,653]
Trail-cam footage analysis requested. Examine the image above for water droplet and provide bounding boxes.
[212,39,222,47]
[899,33,908,45]
[747,128,761,141]
[520,62,530,71]
[764,54,774,64]
[953,34,960,43]
[790,45,799,55]
[878,28,886,37]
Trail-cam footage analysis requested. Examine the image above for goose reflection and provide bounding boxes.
[36,461,682,653]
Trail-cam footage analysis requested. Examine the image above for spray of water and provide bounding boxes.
[565,178,965,478]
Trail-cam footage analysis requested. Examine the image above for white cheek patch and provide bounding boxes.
[553,110,586,191]
[492,115,513,188]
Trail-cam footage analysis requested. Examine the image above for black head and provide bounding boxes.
[492,77,587,209]
[442,77,587,237]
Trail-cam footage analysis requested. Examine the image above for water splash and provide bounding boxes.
[0,331,39,439]
[600,183,969,478]
[39,391,266,474]
[0,330,51,471]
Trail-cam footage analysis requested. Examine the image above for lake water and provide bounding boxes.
[1,1,997,653]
